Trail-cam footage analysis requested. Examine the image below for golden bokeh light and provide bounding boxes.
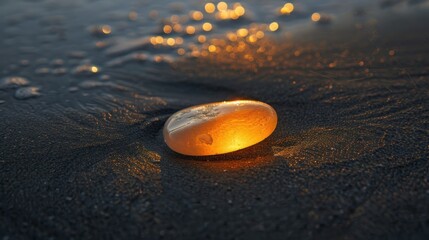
[280,3,294,14]
[175,37,184,45]
[269,22,279,31]
[163,100,278,156]
[185,26,196,35]
[198,35,207,43]
[202,22,213,32]
[166,38,175,46]
[204,3,216,13]
[101,25,111,34]
[91,66,99,73]
[311,12,321,22]
[237,28,249,37]
[163,25,172,34]
[208,45,217,52]
[191,11,204,21]
[177,48,186,55]
[234,5,245,16]
[217,2,228,11]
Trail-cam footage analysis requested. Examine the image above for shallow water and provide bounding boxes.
[1,0,429,239]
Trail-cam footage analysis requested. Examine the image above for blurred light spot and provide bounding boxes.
[128,11,138,21]
[280,3,294,15]
[101,25,112,34]
[155,36,164,44]
[389,50,395,56]
[166,38,175,46]
[208,45,217,52]
[227,32,238,41]
[163,25,172,34]
[234,6,245,16]
[217,2,228,11]
[191,11,204,21]
[175,37,184,44]
[177,48,186,55]
[186,26,196,35]
[311,13,321,22]
[198,35,206,43]
[358,61,365,66]
[202,22,213,32]
[91,66,99,73]
[269,22,279,31]
[256,31,265,39]
[237,28,249,37]
[205,3,216,13]
[173,24,182,32]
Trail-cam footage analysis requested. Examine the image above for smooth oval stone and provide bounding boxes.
[163,100,277,156]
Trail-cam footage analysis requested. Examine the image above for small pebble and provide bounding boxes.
[14,87,41,100]
[0,76,30,89]
[163,100,277,156]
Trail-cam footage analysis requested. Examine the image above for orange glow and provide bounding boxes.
[217,2,228,11]
[191,11,204,21]
[311,13,321,22]
[163,100,278,156]
[280,3,294,14]
[173,24,182,32]
[101,25,111,34]
[202,22,213,31]
[185,26,196,35]
[198,35,206,43]
[205,3,216,13]
[163,25,172,34]
[255,30,265,39]
[208,45,217,52]
[269,22,279,31]
[234,6,245,16]
[155,36,164,44]
[175,37,184,44]
[237,28,249,37]
[177,48,186,55]
[166,38,175,46]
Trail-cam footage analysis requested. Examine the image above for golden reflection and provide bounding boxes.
[177,48,185,55]
[189,155,273,172]
[269,22,279,31]
[205,2,216,13]
[311,12,321,22]
[208,44,217,52]
[166,38,175,46]
[185,26,196,35]
[91,66,99,73]
[155,36,164,44]
[175,37,184,45]
[190,11,204,21]
[237,28,249,37]
[173,24,182,32]
[198,35,207,43]
[101,25,111,34]
[202,22,213,32]
[217,2,228,11]
[234,5,245,16]
[163,25,172,34]
[280,3,294,15]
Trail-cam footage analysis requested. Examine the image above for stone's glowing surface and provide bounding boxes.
[163,100,277,156]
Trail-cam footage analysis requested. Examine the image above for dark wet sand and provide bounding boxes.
[1,0,429,239]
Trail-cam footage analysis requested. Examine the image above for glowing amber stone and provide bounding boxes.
[163,100,277,156]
